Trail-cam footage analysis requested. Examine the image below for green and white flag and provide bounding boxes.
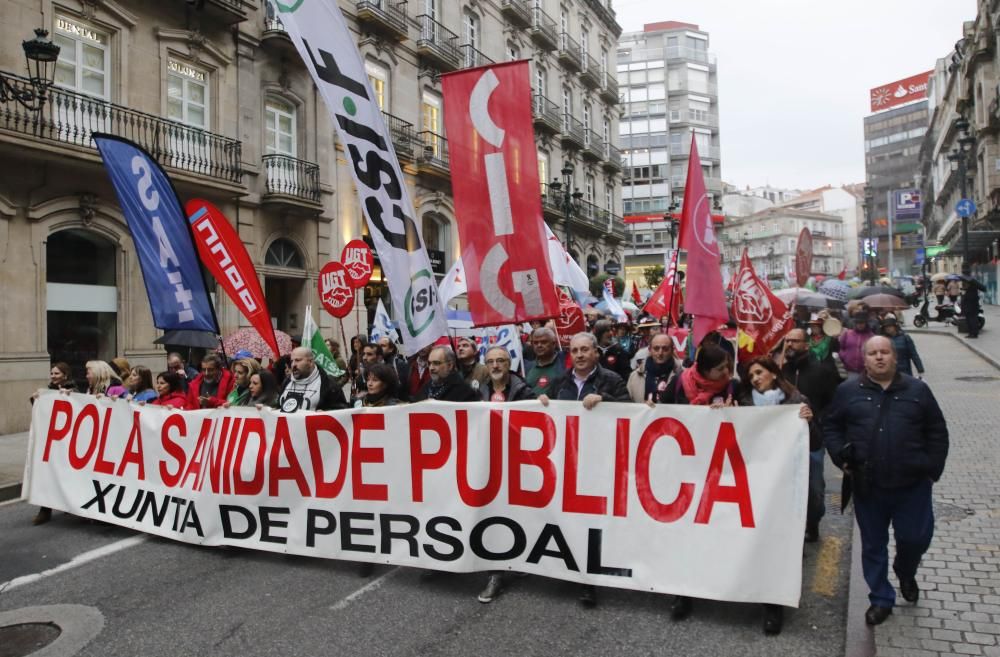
[277,0,447,353]
[304,305,344,379]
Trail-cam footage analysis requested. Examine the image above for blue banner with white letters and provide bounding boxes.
[93,134,217,332]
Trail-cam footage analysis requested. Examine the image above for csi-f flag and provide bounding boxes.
[371,299,399,344]
[93,134,217,332]
[276,0,447,353]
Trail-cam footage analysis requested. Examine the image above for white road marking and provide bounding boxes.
[330,567,400,611]
[0,535,147,593]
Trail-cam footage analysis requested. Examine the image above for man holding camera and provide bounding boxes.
[823,335,949,626]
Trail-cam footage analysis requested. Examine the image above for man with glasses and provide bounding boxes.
[413,345,479,402]
[476,346,537,603]
[185,353,234,409]
[782,327,842,543]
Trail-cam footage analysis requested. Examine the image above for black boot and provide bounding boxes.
[670,595,693,620]
[579,584,597,608]
[762,604,784,635]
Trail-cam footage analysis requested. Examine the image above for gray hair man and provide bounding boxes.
[413,345,479,402]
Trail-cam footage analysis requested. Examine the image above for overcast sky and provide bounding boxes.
[612,0,977,191]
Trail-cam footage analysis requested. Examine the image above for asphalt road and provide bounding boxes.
[0,462,851,657]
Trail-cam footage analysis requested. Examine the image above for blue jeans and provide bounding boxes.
[853,480,935,608]
[807,448,826,529]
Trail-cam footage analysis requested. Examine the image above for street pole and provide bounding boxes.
[960,157,970,267]
[887,189,894,278]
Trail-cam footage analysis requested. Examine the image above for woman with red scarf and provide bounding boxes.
[658,342,735,623]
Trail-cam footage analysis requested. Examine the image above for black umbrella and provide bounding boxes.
[154,330,220,349]
[848,285,905,300]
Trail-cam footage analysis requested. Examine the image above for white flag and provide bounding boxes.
[477,325,525,375]
[544,224,590,295]
[370,299,399,344]
[438,257,467,305]
[602,279,628,322]
[277,1,447,353]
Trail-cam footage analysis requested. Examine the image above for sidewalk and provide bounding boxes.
[0,431,28,501]
[902,302,1000,371]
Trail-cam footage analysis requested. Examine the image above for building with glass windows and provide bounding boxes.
[0,0,624,432]
[616,21,723,290]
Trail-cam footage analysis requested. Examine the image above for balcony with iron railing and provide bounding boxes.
[603,143,623,173]
[599,74,619,105]
[579,52,602,89]
[415,130,450,180]
[558,33,582,72]
[382,110,415,160]
[356,0,409,40]
[583,129,604,161]
[539,182,564,218]
[176,0,248,23]
[459,43,494,69]
[529,7,559,51]
[415,15,461,71]
[668,141,721,160]
[0,71,242,184]
[531,92,560,134]
[499,0,532,28]
[560,113,586,149]
[262,154,321,206]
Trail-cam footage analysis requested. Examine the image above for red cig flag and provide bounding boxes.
[733,249,794,359]
[441,61,559,326]
[678,135,729,347]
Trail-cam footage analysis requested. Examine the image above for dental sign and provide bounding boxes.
[277,0,447,351]
[441,61,559,326]
[869,71,932,113]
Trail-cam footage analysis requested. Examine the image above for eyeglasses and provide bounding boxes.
[428,360,446,366]
[485,358,509,365]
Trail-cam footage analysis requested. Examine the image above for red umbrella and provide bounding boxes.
[222,327,293,359]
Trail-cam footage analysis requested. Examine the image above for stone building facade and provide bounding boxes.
[0,0,625,432]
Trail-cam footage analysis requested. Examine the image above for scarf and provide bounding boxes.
[680,366,731,406]
[644,359,675,401]
[279,366,322,412]
[751,387,785,406]
[809,335,833,362]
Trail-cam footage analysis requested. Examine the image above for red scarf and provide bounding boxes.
[680,367,731,406]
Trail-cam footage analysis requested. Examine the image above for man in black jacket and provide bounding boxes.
[823,336,949,626]
[783,327,843,543]
[593,320,633,383]
[277,347,349,412]
[540,331,629,608]
[413,345,480,402]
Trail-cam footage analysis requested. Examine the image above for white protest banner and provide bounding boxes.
[26,392,808,606]
[276,1,447,352]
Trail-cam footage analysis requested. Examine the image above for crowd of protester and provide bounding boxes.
[31,300,947,635]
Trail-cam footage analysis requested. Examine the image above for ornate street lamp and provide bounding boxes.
[947,116,976,267]
[550,161,584,259]
[0,28,61,113]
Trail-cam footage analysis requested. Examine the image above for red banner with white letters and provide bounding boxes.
[441,61,558,326]
[186,199,280,358]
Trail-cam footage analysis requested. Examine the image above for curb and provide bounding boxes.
[907,327,1000,372]
[0,482,22,503]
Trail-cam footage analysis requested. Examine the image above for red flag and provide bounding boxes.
[441,61,558,325]
[732,250,794,359]
[678,136,729,346]
[186,199,280,358]
[837,265,847,280]
[630,280,642,305]
[645,250,682,325]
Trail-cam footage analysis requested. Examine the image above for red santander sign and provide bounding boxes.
[869,71,932,113]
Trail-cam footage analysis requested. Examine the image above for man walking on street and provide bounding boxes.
[823,336,949,626]
[960,266,985,339]
[413,346,480,402]
[525,327,567,397]
[783,327,843,543]
[456,336,490,392]
[185,354,234,409]
[540,331,630,608]
[278,347,349,412]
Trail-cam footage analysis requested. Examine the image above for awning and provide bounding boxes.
[942,230,1000,256]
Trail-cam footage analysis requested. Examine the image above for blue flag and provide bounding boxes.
[93,134,217,332]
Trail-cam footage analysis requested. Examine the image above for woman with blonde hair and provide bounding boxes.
[86,360,126,397]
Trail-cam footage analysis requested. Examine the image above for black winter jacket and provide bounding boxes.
[480,374,537,402]
[552,366,630,402]
[822,373,948,489]
[782,351,842,418]
[414,370,480,402]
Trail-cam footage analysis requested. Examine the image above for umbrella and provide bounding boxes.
[154,329,220,349]
[222,327,293,359]
[817,279,851,302]
[774,287,828,308]
[862,293,910,310]
[930,272,950,283]
[849,285,905,300]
